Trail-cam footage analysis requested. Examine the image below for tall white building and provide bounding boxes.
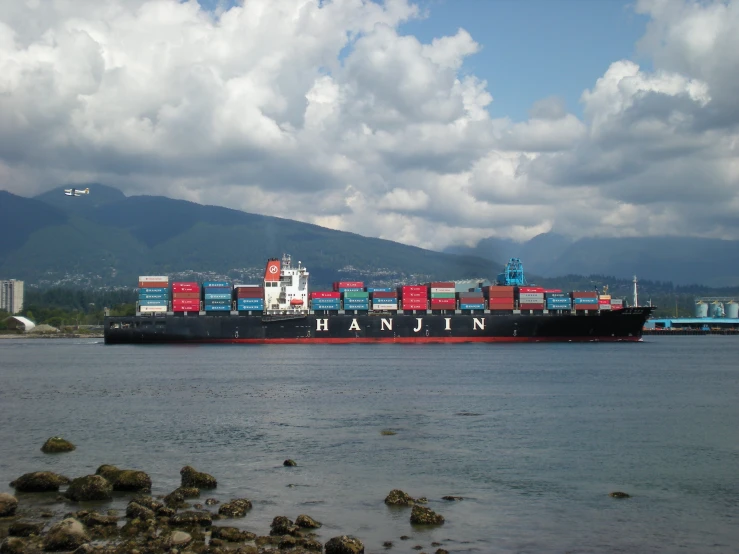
[1,280,24,314]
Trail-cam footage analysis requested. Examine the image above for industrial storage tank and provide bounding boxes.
[711,302,725,318]
[695,301,709,318]
[725,301,739,319]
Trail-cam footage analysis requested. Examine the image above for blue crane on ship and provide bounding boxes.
[497,258,526,286]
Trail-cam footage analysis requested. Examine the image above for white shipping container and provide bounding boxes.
[139,276,169,282]
[430,287,455,294]
[599,305,612,310]
[139,306,168,313]
[519,293,545,300]
[372,304,398,310]
[611,299,623,305]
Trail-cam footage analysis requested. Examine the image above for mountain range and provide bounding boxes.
[0,186,495,288]
[2,184,738,288]
[445,233,739,287]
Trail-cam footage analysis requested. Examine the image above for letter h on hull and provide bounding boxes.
[316,319,328,331]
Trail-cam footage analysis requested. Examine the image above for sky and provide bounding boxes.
[0,0,738,251]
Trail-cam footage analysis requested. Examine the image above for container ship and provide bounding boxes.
[104,255,653,345]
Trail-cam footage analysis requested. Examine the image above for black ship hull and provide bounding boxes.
[104,308,653,344]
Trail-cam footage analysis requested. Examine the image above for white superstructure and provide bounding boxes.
[264,254,309,312]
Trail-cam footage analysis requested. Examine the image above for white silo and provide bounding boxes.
[711,302,725,318]
[695,301,709,318]
[725,301,739,319]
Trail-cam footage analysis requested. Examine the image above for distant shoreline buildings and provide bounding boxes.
[1,279,24,314]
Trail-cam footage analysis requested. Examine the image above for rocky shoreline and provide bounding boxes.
[1,440,453,554]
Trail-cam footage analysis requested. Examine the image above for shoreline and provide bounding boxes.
[0,334,103,339]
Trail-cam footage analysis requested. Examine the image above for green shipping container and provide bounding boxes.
[430,292,455,299]
[343,291,370,298]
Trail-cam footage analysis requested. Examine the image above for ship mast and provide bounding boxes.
[632,275,638,307]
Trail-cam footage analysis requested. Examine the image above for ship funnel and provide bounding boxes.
[264,258,281,282]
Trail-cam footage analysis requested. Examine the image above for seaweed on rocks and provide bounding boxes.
[410,505,444,525]
[217,499,252,518]
[325,535,365,554]
[95,466,151,493]
[42,518,89,552]
[210,526,256,542]
[64,475,113,502]
[41,437,76,454]
[9,472,70,493]
[180,466,217,489]
[295,514,321,529]
[0,494,18,517]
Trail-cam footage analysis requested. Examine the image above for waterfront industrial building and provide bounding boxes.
[0,279,24,314]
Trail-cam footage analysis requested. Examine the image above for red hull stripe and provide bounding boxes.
[168,336,643,344]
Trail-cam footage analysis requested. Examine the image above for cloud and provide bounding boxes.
[0,0,738,252]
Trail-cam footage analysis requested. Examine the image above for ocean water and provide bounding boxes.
[0,336,738,553]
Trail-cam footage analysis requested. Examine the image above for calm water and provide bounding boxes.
[1,337,738,553]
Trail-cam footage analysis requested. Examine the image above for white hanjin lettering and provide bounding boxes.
[413,318,423,333]
[316,319,328,331]
[473,317,485,330]
[381,318,393,331]
[348,319,360,331]
[444,317,451,331]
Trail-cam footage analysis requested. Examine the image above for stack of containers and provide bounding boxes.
[343,289,369,311]
[485,286,515,311]
[235,285,265,312]
[572,291,599,311]
[598,294,612,311]
[428,282,456,311]
[138,276,169,313]
[370,289,398,311]
[400,285,428,311]
[310,291,341,311]
[333,281,364,291]
[611,298,624,311]
[172,281,200,313]
[203,281,232,312]
[518,286,545,310]
[545,291,572,311]
[458,289,485,310]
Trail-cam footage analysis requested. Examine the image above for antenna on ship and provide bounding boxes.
[633,275,638,307]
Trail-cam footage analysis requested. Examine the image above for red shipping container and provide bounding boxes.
[574,305,598,310]
[484,285,515,292]
[519,303,545,310]
[489,302,515,308]
[172,281,198,288]
[401,286,427,292]
[238,289,264,297]
[334,281,364,290]
[543,289,562,293]
[458,295,484,301]
[430,299,456,306]
[519,287,544,293]
[402,292,427,299]
[173,302,200,309]
[173,292,200,299]
[402,302,427,308]
[611,305,623,310]
[371,291,398,298]
[598,299,610,305]
[572,291,598,298]
[311,291,341,299]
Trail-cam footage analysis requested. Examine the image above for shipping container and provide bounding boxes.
[173,300,200,307]
[519,287,544,293]
[430,299,456,305]
[401,286,428,293]
[371,297,398,303]
[599,295,612,300]
[334,281,364,289]
[430,287,455,294]
[519,303,545,310]
[204,299,230,306]
[611,299,624,305]
[138,281,168,289]
[611,305,623,311]
[544,292,569,298]
[171,286,199,293]
[371,291,398,298]
[371,304,398,310]
[204,305,230,311]
[139,287,169,295]
[574,298,599,305]
[203,281,230,288]
[139,276,169,282]
[311,291,341,299]
[599,304,612,310]
[236,291,264,298]
[139,306,167,313]
[460,303,485,310]
[543,289,562,293]
[366,287,393,293]
[574,305,597,311]
[519,293,545,300]
[343,291,369,298]
[139,299,168,307]
[204,293,231,300]
[427,282,455,288]
[138,293,168,300]
[572,291,598,298]
[598,299,610,305]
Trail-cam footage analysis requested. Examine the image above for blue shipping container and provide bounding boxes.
[139,288,169,294]
[460,304,485,310]
[237,298,264,304]
[138,293,169,300]
[545,292,569,298]
[339,288,364,292]
[367,287,393,293]
[203,281,230,288]
[204,293,231,300]
[139,299,168,306]
[204,299,231,306]
[574,298,598,304]
[204,305,230,311]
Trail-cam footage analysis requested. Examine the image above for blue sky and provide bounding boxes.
[196,0,650,121]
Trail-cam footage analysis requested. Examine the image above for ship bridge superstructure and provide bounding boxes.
[263,254,309,312]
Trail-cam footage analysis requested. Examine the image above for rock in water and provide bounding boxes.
[609,491,631,499]
[210,526,257,542]
[325,535,365,554]
[179,466,217,489]
[283,459,297,467]
[94,465,151,493]
[42,518,89,551]
[410,505,444,525]
[125,502,155,521]
[169,511,212,527]
[65,475,113,502]
[8,521,44,537]
[0,493,18,517]
[9,472,70,493]
[217,498,252,518]
[270,516,300,537]
[0,537,27,554]
[295,514,322,528]
[384,489,416,506]
[169,530,192,547]
[41,437,76,453]
[441,496,463,501]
